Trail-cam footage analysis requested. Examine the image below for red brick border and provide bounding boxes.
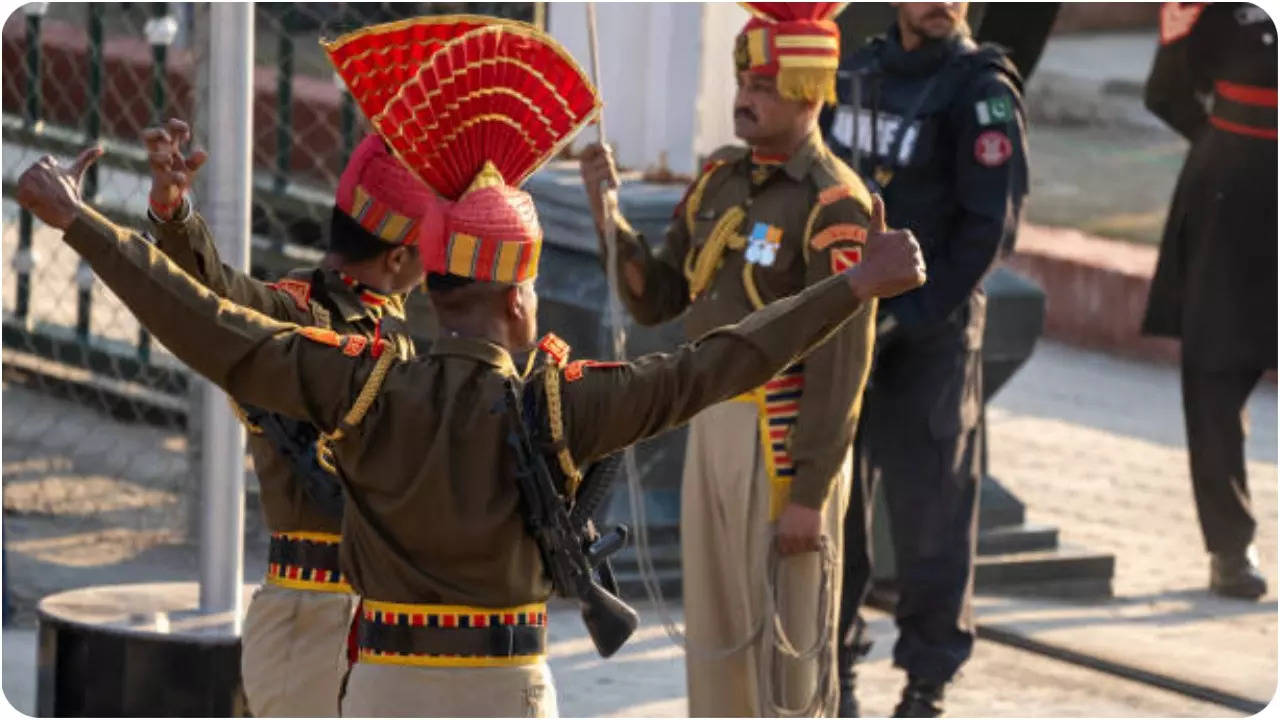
[1008,225,1180,365]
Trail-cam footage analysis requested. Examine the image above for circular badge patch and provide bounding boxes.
[974,130,1013,168]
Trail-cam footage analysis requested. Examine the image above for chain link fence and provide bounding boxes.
[1,2,537,620]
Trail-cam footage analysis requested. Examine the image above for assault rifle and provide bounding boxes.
[502,378,638,658]
[240,404,344,519]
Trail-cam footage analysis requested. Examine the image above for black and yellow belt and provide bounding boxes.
[265,531,352,593]
[357,599,548,668]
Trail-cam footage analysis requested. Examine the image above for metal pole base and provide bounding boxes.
[36,582,253,717]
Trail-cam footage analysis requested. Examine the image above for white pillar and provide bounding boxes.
[198,2,252,618]
[549,2,748,175]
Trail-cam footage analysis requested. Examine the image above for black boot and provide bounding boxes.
[837,648,860,717]
[1211,546,1267,599]
[892,676,945,718]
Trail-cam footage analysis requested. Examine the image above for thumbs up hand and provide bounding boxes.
[844,195,926,301]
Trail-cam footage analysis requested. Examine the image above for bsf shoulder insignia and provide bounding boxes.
[269,278,312,311]
[811,223,868,251]
[973,95,1014,126]
[744,222,783,267]
[830,246,863,274]
[974,130,1013,168]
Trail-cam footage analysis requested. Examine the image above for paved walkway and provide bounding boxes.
[981,339,1277,707]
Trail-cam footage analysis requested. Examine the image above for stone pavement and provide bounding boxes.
[980,339,1277,708]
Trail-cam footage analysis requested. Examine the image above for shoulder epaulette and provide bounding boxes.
[297,326,393,358]
[269,277,312,312]
[563,359,625,383]
[808,151,873,217]
[537,333,571,368]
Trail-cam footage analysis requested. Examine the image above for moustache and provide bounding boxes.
[734,108,757,122]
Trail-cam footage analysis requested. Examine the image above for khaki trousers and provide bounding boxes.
[241,583,357,717]
[340,661,559,717]
[681,400,850,717]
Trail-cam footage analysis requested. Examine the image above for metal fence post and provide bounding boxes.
[198,2,253,618]
[14,2,47,325]
[76,4,105,343]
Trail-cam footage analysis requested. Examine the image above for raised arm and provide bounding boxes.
[144,118,309,320]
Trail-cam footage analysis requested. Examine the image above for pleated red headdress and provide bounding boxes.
[324,16,602,283]
[735,3,847,104]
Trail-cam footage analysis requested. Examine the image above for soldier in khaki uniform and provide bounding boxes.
[18,16,923,718]
[142,120,430,716]
[579,3,873,715]
[20,146,923,717]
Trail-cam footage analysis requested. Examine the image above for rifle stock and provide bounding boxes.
[502,379,639,657]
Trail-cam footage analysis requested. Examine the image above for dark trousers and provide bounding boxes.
[1181,365,1263,554]
[838,302,983,684]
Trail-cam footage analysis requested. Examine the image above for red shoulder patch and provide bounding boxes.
[973,130,1013,168]
[1160,2,1204,45]
[537,333,571,368]
[830,246,863,274]
[269,278,311,311]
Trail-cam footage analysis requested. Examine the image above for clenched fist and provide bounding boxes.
[844,195,926,301]
[143,117,207,220]
[15,146,104,231]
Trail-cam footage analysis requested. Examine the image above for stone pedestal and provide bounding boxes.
[37,582,252,717]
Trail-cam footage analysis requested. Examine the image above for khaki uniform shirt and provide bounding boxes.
[612,130,877,508]
[67,205,866,608]
[150,202,411,535]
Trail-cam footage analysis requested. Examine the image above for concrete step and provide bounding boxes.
[975,544,1115,598]
[977,522,1059,556]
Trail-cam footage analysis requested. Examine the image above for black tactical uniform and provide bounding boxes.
[819,23,1028,715]
[1142,2,1277,597]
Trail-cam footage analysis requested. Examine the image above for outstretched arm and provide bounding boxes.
[17,149,372,432]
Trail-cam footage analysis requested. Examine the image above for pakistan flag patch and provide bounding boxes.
[974,96,1013,126]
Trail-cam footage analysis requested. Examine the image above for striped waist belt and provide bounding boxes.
[357,599,548,668]
[731,363,804,521]
[1211,80,1277,140]
[265,531,351,593]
